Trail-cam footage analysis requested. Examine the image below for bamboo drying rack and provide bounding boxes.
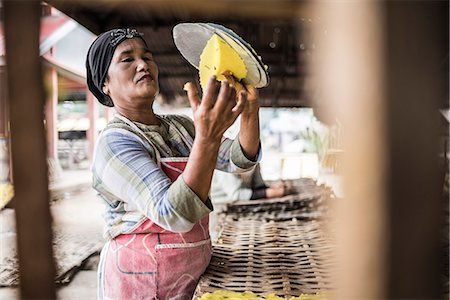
[194,178,335,299]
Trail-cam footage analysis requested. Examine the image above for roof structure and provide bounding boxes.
[0,11,69,57]
[46,0,316,107]
[0,7,91,92]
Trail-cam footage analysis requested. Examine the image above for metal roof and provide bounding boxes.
[46,0,315,107]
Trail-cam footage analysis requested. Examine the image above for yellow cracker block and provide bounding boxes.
[199,34,247,91]
[199,290,327,300]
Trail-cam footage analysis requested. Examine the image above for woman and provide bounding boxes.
[86,28,261,299]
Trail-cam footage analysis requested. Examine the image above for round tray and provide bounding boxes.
[173,22,269,88]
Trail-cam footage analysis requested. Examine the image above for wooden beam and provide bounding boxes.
[3,0,56,298]
[0,68,8,136]
[313,1,446,299]
[384,2,445,298]
[87,91,98,161]
[45,67,59,161]
[313,2,388,299]
[105,106,114,123]
[47,0,310,34]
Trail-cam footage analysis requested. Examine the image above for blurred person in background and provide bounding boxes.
[211,164,289,203]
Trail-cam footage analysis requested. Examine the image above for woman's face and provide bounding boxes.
[103,38,159,108]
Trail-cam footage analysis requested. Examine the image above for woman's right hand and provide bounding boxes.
[184,76,247,144]
[266,184,286,198]
[182,76,248,201]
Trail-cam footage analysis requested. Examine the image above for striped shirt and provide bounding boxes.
[92,114,260,240]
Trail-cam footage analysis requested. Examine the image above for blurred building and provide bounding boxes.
[0,4,98,208]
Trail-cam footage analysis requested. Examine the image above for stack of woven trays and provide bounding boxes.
[218,178,333,222]
[194,178,336,299]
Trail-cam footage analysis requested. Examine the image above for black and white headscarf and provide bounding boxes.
[86,28,147,107]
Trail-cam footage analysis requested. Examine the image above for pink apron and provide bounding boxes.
[98,117,212,300]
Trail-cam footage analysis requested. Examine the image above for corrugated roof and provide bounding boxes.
[46,0,315,107]
[0,13,70,56]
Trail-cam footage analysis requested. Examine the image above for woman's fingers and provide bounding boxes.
[215,81,236,112]
[217,81,232,104]
[231,90,247,115]
[184,82,200,113]
[192,78,250,140]
[245,85,258,102]
[201,76,218,109]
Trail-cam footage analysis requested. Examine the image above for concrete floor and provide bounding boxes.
[0,169,102,300]
[0,270,98,300]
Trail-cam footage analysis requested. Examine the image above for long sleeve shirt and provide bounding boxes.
[92,114,260,240]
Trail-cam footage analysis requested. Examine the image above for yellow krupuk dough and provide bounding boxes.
[199,34,247,91]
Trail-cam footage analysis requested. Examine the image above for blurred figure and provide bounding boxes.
[211,164,289,203]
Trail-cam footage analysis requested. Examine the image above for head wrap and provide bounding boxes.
[86,28,147,107]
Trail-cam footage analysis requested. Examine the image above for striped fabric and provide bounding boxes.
[92,114,260,240]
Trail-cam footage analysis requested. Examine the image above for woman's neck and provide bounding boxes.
[115,105,160,125]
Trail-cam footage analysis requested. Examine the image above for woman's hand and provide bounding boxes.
[242,85,259,116]
[184,76,247,144]
[182,76,248,201]
[266,183,286,198]
[238,84,260,161]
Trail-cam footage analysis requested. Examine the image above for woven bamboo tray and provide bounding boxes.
[194,218,335,299]
[220,194,329,223]
[266,178,334,197]
[219,178,334,222]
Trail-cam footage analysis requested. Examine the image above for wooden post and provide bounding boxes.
[384,3,445,298]
[0,68,7,136]
[87,90,98,161]
[3,0,56,298]
[0,67,11,186]
[313,3,387,298]
[313,1,446,299]
[45,67,58,161]
[105,106,114,123]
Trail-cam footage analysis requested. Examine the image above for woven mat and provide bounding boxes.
[219,179,334,221]
[220,194,328,223]
[195,218,334,299]
[195,180,336,299]
[266,178,334,197]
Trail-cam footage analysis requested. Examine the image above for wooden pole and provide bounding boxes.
[45,67,58,161]
[384,2,445,298]
[105,106,114,123]
[3,0,56,298]
[0,67,11,186]
[313,1,446,299]
[313,2,387,299]
[87,90,98,161]
[0,68,7,136]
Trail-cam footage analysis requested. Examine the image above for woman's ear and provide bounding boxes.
[102,82,109,95]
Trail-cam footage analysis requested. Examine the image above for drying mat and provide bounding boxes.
[280,178,334,196]
[0,229,103,286]
[263,178,335,197]
[194,218,335,299]
[220,194,328,222]
[219,179,334,222]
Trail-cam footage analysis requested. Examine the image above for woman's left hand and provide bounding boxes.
[242,85,259,116]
